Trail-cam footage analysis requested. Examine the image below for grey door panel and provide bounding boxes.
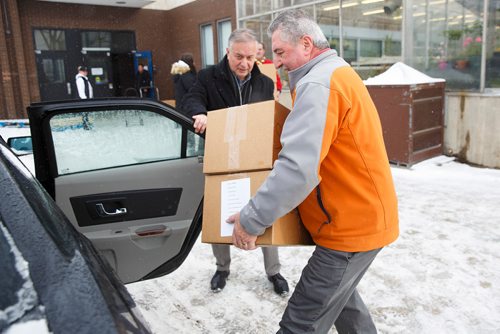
[54,157,204,283]
[28,100,205,283]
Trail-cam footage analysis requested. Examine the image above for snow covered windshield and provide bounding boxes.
[50,109,203,175]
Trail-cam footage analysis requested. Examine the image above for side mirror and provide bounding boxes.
[7,136,33,155]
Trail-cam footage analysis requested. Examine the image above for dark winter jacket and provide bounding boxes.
[173,71,196,112]
[182,55,274,117]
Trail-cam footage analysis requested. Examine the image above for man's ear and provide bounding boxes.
[226,47,230,56]
[302,35,314,53]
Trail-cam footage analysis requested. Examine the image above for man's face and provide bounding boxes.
[271,30,309,72]
[256,43,265,61]
[138,65,144,73]
[227,41,257,81]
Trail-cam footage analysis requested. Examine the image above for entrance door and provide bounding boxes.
[83,50,114,98]
[111,52,135,97]
[36,52,72,101]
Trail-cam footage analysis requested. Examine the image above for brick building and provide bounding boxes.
[0,0,235,119]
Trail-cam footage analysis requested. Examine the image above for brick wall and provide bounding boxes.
[1,0,31,119]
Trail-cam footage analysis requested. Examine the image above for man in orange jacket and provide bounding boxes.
[228,9,399,334]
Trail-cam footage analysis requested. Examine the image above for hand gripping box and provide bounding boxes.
[202,170,313,246]
[203,100,290,175]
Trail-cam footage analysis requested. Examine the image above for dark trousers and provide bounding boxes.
[278,246,381,334]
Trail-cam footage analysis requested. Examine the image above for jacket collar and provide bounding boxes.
[288,49,336,90]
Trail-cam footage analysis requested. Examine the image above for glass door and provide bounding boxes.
[34,29,73,101]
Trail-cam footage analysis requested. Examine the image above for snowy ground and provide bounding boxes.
[127,156,500,334]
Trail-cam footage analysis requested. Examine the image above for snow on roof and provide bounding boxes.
[364,62,445,85]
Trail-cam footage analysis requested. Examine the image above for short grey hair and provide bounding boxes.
[228,28,258,49]
[268,9,330,49]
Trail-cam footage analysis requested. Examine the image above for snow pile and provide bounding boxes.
[364,62,445,85]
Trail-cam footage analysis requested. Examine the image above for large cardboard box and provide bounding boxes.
[258,63,277,83]
[258,63,279,98]
[203,100,290,174]
[202,170,313,246]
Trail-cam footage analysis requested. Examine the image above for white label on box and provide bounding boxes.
[220,178,251,237]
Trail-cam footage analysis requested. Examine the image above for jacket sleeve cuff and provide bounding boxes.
[239,202,268,236]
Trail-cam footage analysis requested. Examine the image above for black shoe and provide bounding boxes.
[210,270,229,292]
[268,273,289,296]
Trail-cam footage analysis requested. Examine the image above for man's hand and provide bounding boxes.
[192,114,208,134]
[227,212,258,251]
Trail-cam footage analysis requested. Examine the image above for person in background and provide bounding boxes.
[256,41,282,96]
[182,28,290,297]
[74,65,93,130]
[171,53,197,113]
[136,63,151,98]
[228,9,399,334]
[75,66,93,99]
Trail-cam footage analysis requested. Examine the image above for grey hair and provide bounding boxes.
[228,28,258,49]
[268,9,330,49]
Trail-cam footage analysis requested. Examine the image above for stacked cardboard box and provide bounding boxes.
[202,100,313,246]
[258,63,278,97]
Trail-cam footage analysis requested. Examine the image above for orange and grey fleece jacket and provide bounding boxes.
[239,49,399,252]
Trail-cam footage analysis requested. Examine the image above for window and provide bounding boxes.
[34,29,66,51]
[217,20,232,61]
[187,131,205,158]
[360,40,382,58]
[411,0,483,90]
[241,14,272,44]
[485,0,500,88]
[200,24,215,68]
[50,110,185,175]
[40,59,66,84]
[82,31,112,49]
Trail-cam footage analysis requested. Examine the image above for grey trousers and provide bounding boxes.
[211,244,281,277]
[278,246,381,334]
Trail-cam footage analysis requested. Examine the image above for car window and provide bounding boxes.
[186,130,204,158]
[50,109,203,175]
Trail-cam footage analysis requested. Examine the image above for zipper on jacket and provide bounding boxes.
[316,185,332,234]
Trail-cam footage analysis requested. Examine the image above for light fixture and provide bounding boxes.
[429,0,446,5]
[363,9,384,15]
[361,0,384,4]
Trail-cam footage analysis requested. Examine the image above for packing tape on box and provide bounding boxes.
[224,106,247,170]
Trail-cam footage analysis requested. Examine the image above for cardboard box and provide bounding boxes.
[202,170,314,246]
[258,63,279,98]
[162,99,176,107]
[204,100,291,174]
[258,63,277,84]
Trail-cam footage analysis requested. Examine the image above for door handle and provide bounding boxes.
[96,203,127,217]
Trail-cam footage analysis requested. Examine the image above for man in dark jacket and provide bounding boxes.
[136,64,151,98]
[182,28,289,297]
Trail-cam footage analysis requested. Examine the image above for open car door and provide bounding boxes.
[28,99,204,284]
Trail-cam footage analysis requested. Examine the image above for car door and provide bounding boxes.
[28,98,204,284]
